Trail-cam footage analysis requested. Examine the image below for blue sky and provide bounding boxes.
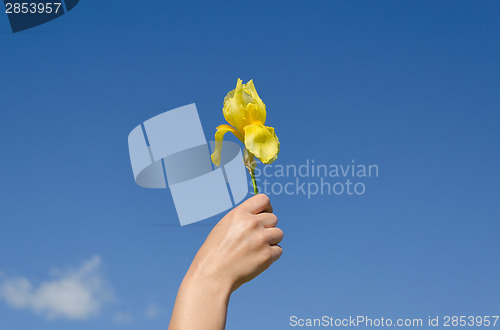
[0,1,499,329]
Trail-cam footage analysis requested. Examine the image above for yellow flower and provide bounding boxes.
[211,78,280,167]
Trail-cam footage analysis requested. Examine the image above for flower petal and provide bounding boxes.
[223,79,249,133]
[243,124,280,164]
[265,127,280,164]
[243,80,266,125]
[210,124,241,167]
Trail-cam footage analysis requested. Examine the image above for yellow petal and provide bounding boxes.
[243,80,266,125]
[223,79,249,133]
[243,124,280,164]
[210,124,241,167]
[222,79,268,133]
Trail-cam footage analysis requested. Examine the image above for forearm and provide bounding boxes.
[168,267,232,330]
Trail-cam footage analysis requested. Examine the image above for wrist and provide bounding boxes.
[183,263,233,301]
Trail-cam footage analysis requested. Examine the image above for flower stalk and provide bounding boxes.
[250,168,258,195]
[244,148,259,195]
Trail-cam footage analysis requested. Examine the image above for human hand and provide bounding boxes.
[187,194,283,293]
[169,194,283,330]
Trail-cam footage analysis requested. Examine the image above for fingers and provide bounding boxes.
[255,213,278,228]
[265,227,284,245]
[242,194,273,214]
[269,245,283,262]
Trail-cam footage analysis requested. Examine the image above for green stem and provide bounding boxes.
[250,168,258,195]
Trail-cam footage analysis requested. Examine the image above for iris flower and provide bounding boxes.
[211,78,280,194]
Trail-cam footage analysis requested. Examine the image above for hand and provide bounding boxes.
[169,194,283,330]
[188,194,283,292]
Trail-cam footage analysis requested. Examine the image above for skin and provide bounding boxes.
[168,194,284,330]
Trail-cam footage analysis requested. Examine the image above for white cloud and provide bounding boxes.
[113,311,133,324]
[0,256,112,320]
[145,303,162,319]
